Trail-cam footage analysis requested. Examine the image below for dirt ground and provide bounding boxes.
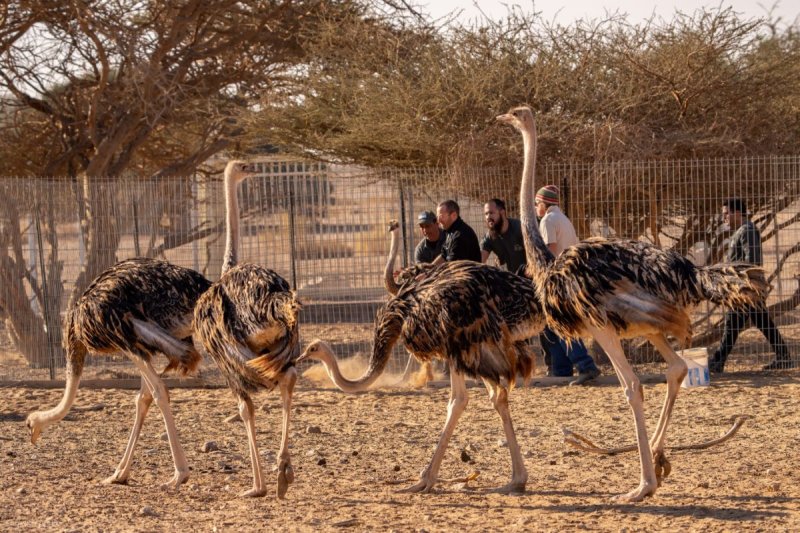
[2,365,800,533]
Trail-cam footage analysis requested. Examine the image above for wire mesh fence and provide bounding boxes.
[1,155,798,383]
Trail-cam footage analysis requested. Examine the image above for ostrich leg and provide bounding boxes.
[398,364,468,494]
[645,333,688,484]
[131,357,190,490]
[276,367,297,499]
[483,379,527,494]
[237,394,267,497]
[589,325,658,502]
[102,378,153,485]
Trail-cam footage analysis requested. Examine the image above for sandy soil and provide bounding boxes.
[2,367,800,532]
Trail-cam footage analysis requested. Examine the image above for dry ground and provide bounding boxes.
[2,368,800,532]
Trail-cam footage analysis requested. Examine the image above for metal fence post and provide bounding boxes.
[34,205,57,379]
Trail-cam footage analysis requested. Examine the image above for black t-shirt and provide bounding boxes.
[480,217,526,273]
[441,217,482,262]
[414,233,446,264]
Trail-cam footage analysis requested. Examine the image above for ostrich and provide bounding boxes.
[497,105,768,501]
[192,161,302,499]
[300,259,545,494]
[26,257,211,489]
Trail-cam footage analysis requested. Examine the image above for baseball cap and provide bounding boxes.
[417,211,437,225]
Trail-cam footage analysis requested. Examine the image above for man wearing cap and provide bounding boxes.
[708,198,795,373]
[414,210,446,264]
[536,184,602,386]
[433,199,482,264]
[480,198,527,274]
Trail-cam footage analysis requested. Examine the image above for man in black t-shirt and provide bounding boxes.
[480,198,526,274]
[413,210,446,264]
[432,199,481,264]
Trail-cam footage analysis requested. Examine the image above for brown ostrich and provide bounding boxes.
[26,257,211,489]
[497,105,768,501]
[192,161,302,499]
[300,259,545,494]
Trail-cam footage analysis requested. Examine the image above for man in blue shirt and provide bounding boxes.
[709,198,794,373]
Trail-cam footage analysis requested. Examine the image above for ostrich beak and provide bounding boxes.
[26,418,41,444]
[496,113,513,124]
[296,349,311,363]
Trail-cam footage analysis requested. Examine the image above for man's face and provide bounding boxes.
[437,206,457,230]
[535,199,548,219]
[419,222,439,241]
[722,205,742,228]
[484,202,505,232]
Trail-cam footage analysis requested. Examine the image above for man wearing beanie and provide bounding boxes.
[536,184,602,386]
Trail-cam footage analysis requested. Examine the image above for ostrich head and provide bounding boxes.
[296,339,334,363]
[26,413,44,444]
[496,105,535,131]
[224,160,258,183]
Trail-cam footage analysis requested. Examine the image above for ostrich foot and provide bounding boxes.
[653,451,672,486]
[611,482,657,503]
[240,486,268,498]
[159,469,190,491]
[396,477,436,494]
[276,460,295,500]
[101,472,129,485]
[487,481,526,495]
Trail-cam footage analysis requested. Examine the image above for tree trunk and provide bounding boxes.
[68,176,122,309]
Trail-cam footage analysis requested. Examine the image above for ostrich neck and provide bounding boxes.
[518,124,555,274]
[222,172,240,275]
[316,349,386,393]
[383,229,401,295]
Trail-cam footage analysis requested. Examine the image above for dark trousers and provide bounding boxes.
[540,327,598,377]
[711,305,789,365]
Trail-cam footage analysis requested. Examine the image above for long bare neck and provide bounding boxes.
[518,120,555,274]
[383,226,402,295]
[314,308,402,392]
[221,170,240,275]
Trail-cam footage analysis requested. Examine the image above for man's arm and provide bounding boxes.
[481,250,491,263]
[547,242,558,255]
[431,254,445,266]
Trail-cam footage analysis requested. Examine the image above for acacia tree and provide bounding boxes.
[0,0,412,366]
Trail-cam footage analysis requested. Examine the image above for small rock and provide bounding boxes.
[16,487,26,495]
[460,449,471,463]
[306,425,322,434]
[306,449,318,457]
[527,428,542,438]
[260,403,271,413]
[770,482,781,492]
[351,450,359,456]
[317,457,327,466]
[159,432,169,442]
[697,481,709,489]
[497,439,508,448]
[140,506,157,517]
[200,441,219,453]
[765,468,775,475]
[549,459,557,465]
[393,464,401,472]
[524,450,535,458]
[6,451,17,458]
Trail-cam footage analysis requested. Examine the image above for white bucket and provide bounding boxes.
[679,347,710,388]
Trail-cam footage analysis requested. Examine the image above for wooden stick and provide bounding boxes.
[562,415,750,455]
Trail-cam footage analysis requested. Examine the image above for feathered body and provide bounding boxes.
[539,237,767,344]
[193,263,301,396]
[68,258,211,375]
[377,260,542,385]
[27,257,212,489]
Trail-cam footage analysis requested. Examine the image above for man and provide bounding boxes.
[432,199,481,264]
[414,210,446,264]
[480,198,527,274]
[535,184,602,386]
[709,198,794,373]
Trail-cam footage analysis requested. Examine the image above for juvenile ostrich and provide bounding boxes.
[300,260,545,494]
[26,257,211,489]
[497,105,768,501]
[192,161,302,499]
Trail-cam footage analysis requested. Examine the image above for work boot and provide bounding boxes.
[762,358,797,371]
[569,367,600,386]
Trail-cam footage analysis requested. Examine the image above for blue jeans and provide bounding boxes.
[540,327,598,377]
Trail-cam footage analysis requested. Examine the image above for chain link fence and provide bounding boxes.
[1,156,798,383]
